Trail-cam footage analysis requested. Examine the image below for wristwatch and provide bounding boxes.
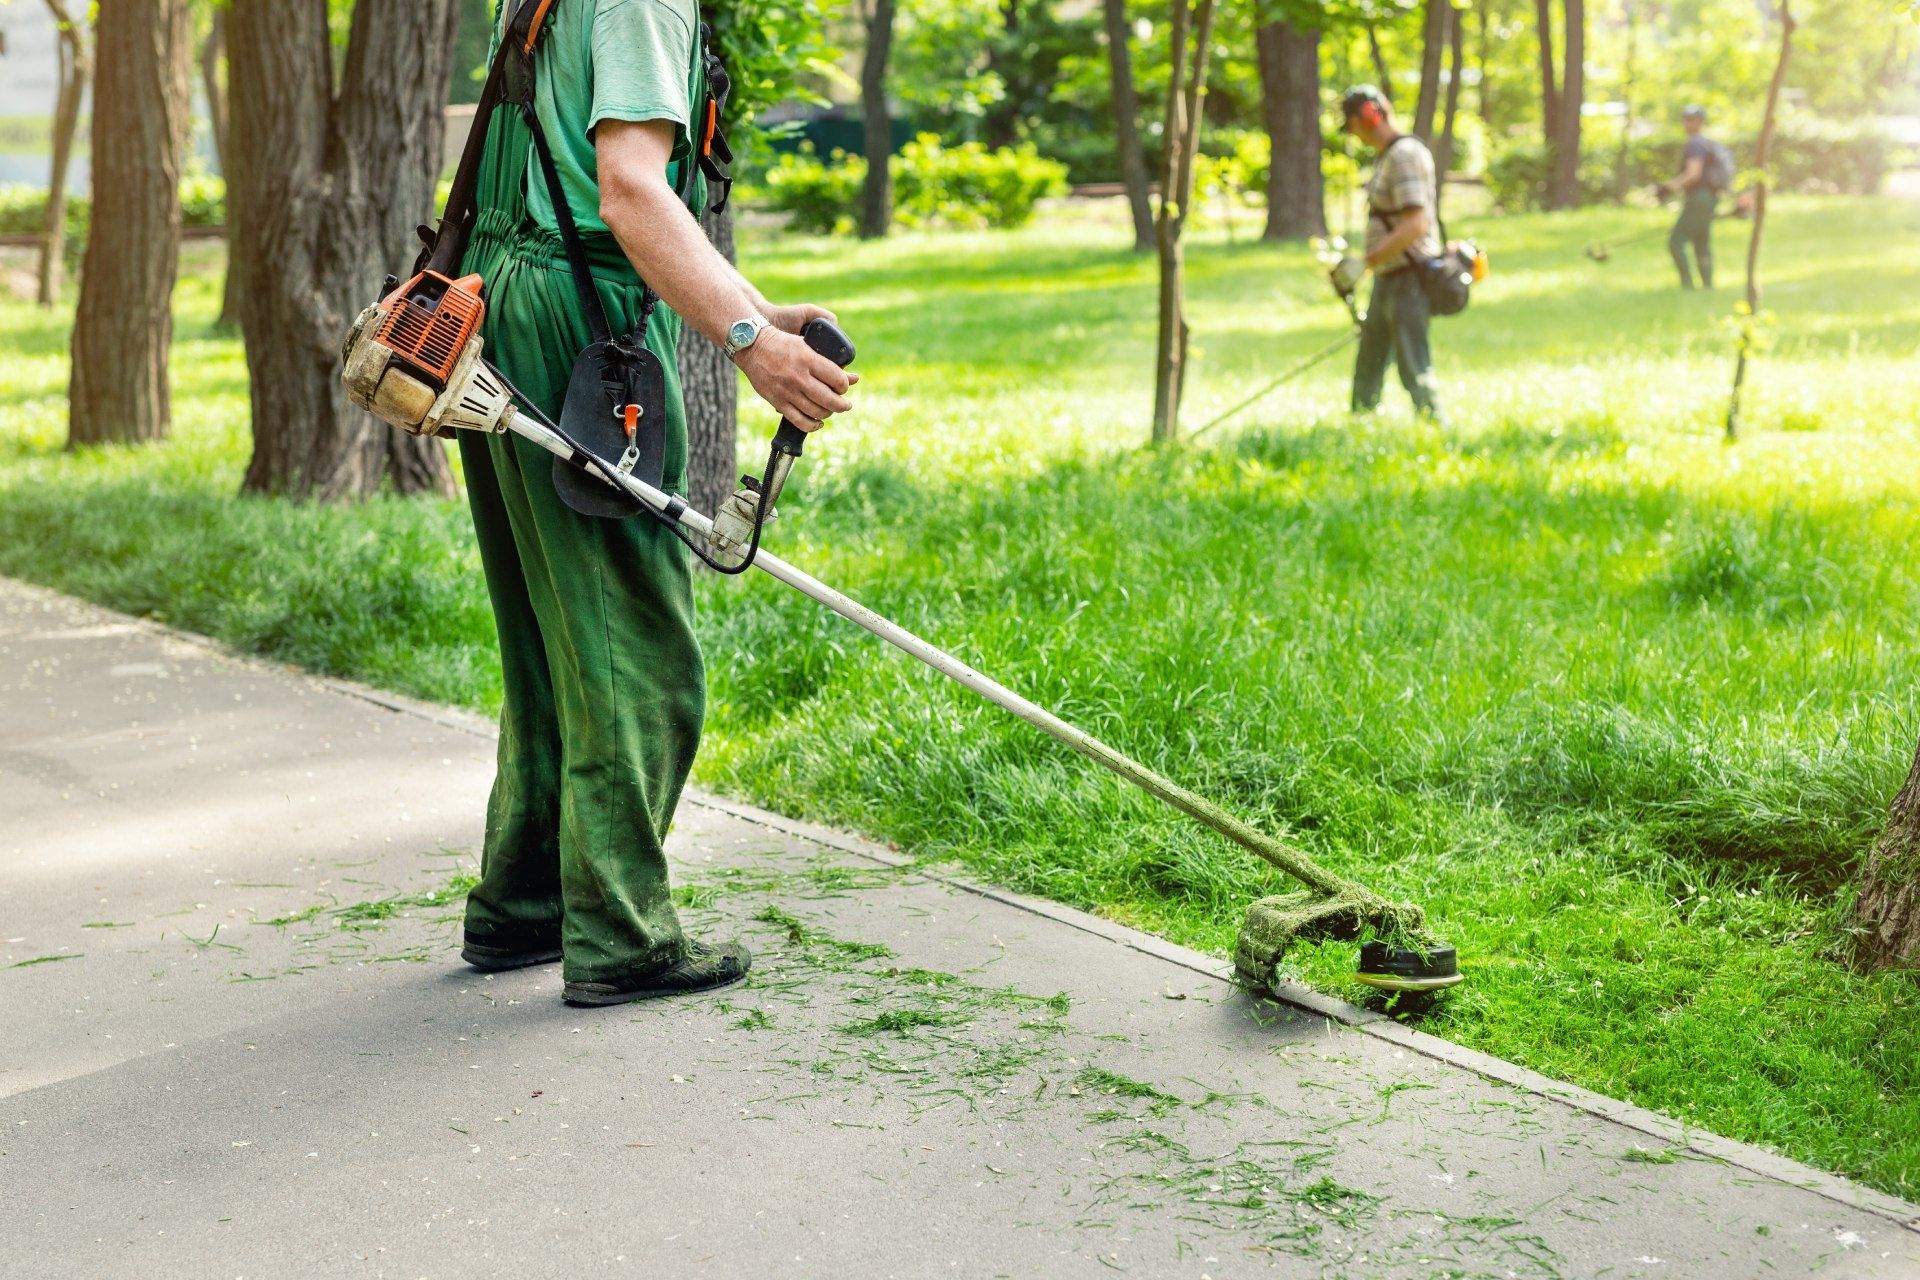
[723,316,770,361]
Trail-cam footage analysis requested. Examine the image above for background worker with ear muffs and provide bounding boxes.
[456,0,856,1005]
[1331,84,1445,423]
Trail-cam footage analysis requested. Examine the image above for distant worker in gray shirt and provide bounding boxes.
[1332,85,1444,422]
[1668,104,1734,289]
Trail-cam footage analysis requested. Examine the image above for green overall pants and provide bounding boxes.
[457,104,704,983]
[1669,187,1717,289]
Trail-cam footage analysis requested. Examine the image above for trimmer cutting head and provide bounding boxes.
[1354,940,1462,993]
[1233,891,1462,1000]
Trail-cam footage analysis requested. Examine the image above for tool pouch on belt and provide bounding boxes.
[552,338,665,519]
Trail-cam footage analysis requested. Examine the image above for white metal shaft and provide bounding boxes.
[503,411,1357,899]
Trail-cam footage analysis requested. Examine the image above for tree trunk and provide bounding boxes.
[1476,3,1492,126]
[1150,0,1215,444]
[1102,0,1155,252]
[1412,0,1447,142]
[859,0,897,240]
[981,0,1022,151]
[1366,24,1391,89]
[1534,0,1559,155]
[36,0,88,308]
[1548,0,1584,209]
[1437,5,1464,191]
[682,203,740,520]
[229,0,459,500]
[68,0,192,448]
[1852,736,1920,973]
[202,9,242,330]
[1725,0,1794,442]
[1256,15,1324,241]
[1614,0,1637,201]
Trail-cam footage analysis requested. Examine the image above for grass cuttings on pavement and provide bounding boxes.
[1,200,1917,1197]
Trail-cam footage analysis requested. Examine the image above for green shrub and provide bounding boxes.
[1764,117,1895,195]
[1484,139,1629,211]
[1486,115,1895,211]
[761,135,1067,235]
[0,184,82,237]
[0,172,226,244]
[178,170,227,228]
[762,146,866,235]
[892,135,1068,230]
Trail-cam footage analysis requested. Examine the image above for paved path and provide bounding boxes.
[2,577,1916,1280]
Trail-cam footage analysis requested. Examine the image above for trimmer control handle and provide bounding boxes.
[772,318,858,457]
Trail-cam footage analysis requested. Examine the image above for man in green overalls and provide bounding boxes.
[456,0,856,1005]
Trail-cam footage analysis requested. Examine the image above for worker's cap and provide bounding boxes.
[1340,85,1391,120]
[1682,104,1707,121]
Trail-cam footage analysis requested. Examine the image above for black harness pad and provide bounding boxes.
[551,340,666,520]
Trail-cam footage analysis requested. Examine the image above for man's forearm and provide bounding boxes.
[601,174,764,350]
[1367,211,1429,267]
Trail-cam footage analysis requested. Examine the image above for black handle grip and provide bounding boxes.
[772,319,857,457]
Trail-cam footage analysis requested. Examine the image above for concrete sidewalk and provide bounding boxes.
[2,576,1915,1279]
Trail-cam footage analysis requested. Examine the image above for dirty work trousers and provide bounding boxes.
[1352,268,1442,421]
[456,104,702,984]
[1670,188,1717,289]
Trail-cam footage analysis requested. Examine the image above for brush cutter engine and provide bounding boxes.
[342,272,517,439]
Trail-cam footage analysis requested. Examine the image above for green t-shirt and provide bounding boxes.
[496,0,706,239]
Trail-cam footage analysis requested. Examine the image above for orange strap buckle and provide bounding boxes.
[621,403,640,438]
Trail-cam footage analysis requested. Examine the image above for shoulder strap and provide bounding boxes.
[424,0,553,278]
[697,23,734,212]
[424,0,656,353]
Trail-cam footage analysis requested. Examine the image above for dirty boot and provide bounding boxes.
[562,939,752,1005]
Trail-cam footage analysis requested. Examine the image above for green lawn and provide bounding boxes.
[2,196,1918,1198]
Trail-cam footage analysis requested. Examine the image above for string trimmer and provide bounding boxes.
[1189,237,1367,442]
[339,276,1462,999]
[1585,191,1753,262]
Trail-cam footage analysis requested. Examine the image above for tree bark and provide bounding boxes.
[982,0,1023,151]
[1549,0,1584,210]
[1437,4,1464,190]
[202,9,242,330]
[36,0,88,308]
[1852,736,1920,973]
[1476,3,1492,126]
[1102,0,1155,252]
[1614,0,1637,201]
[68,0,192,448]
[1366,24,1391,89]
[229,0,459,500]
[859,0,897,240]
[1725,0,1794,442]
[1534,0,1559,154]
[1150,0,1215,444]
[1255,15,1324,241]
[1412,0,1447,142]
[681,203,740,520]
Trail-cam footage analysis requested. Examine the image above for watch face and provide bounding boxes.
[728,319,760,350]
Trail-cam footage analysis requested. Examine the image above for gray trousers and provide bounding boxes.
[1352,268,1441,420]
[1669,188,1717,289]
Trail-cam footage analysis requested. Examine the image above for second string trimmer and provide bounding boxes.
[340,280,1463,998]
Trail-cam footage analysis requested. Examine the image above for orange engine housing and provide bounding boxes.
[375,272,487,390]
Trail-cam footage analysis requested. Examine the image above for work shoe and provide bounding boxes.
[561,940,751,1006]
[461,934,563,972]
